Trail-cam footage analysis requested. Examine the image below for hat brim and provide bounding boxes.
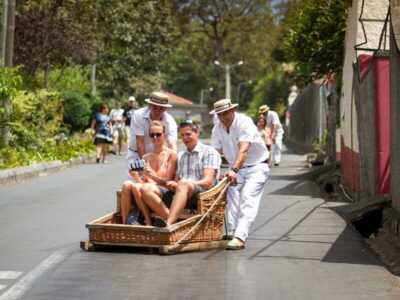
[259,108,269,114]
[145,98,172,108]
[209,103,238,115]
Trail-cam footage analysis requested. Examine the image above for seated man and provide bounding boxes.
[141,121,221,226]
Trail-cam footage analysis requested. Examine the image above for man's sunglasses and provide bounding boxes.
[150,133,162,138]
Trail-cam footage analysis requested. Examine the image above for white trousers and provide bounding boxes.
[227,163,270,242]
[271,132,283,164]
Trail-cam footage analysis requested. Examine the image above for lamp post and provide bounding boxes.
[200,87,214,107]
[214,60,243,99]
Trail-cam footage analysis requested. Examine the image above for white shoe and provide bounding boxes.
[226,238,245,250]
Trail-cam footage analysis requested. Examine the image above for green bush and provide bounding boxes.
[62,91,92,132]
[9,89,63,148]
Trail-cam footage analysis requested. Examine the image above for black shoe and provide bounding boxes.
[153,217,167,228]
[96,158,100,163]
[274,163,279,167]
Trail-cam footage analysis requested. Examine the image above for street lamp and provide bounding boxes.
[200,87,214,106]
[214,60,243,99]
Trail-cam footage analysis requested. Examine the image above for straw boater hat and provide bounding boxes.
[209,99,238,114]
[258,104,270,115]
[145,91,172,108]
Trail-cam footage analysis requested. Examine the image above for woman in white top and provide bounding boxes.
[120,121,177,225]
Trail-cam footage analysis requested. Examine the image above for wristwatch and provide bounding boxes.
[231,167,240,173]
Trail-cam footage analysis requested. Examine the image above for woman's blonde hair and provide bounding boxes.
[150,120,165,133]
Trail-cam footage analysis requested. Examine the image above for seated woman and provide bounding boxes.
[120,121,177,225]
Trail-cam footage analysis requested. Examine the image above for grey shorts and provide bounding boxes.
[159,184,205,210]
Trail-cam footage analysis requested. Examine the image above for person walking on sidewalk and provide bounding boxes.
[127,91,177,171]
[211,99,270,250]
[91,104,113,163]
[259,104,284,166]
[109,101,126,155]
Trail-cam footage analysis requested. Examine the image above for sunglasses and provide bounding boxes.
[150,133,163,138]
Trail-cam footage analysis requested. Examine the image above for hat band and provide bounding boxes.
[215,103,233,112]
[150,96,168,105]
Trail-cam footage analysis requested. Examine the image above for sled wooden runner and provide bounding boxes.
[81,178,229,254]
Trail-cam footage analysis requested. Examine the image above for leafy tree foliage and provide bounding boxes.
[283,0,348,86]
[164,0,279,103]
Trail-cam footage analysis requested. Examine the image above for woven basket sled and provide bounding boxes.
[81,178,229,254]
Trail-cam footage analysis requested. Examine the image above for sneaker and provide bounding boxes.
[226,238,245,250]
[96,158,100,164]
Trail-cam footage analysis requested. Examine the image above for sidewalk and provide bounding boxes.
[222,149,400,299]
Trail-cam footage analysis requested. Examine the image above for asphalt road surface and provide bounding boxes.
[0,150,399,300]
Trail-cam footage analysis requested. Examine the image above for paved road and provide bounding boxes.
[0,150,399,300]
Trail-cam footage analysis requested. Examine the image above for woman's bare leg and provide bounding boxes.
[130,183,152,225]
[96,144,102,162]
[120,181,134,224]
[141,184,169,220]
[101,144,108,162]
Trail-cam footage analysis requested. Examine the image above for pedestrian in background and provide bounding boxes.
[91,104,113,163]
[211,99,270,250]
[123,96,137,146]
[259,104,284,166]
[109,101,126,155]
[256,115,272,151]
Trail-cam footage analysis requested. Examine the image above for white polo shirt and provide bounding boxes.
[129,106,177,153]
[211,112,269,167]
[266,110,284,135]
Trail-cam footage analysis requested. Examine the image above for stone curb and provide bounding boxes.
[0,153,96,186]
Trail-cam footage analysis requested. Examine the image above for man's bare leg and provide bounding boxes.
[141,184,169,220]
[166,181,194,225]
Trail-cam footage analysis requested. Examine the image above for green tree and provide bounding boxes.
[283,0,348,86]
[164,0,279,103]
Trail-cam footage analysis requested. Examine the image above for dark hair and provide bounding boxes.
[179,120,199,133]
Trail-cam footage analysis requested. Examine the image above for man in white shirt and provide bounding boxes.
[109,101,125,155]
[127,91,177,171]
[259,104,284,166]
[211,99,270,250]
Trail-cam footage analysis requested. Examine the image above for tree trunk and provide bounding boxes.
[0,0,15,148]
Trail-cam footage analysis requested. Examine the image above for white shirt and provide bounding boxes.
[109,108,124,122]
[130,106,177,153]
[266,110,284,135]
[211,112,269,167]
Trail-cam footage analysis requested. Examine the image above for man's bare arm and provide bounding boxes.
[136,135,145,158]
[194,168,216,190]
[232,141,250,170]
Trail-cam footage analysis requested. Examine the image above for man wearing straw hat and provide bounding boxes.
[211,99,270,250]
[259,104,284,166]
[127,91,177,171]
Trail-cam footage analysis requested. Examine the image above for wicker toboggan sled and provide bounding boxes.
[80,178,229,254]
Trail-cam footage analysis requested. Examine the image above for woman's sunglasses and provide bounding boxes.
[150,133,163,138]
